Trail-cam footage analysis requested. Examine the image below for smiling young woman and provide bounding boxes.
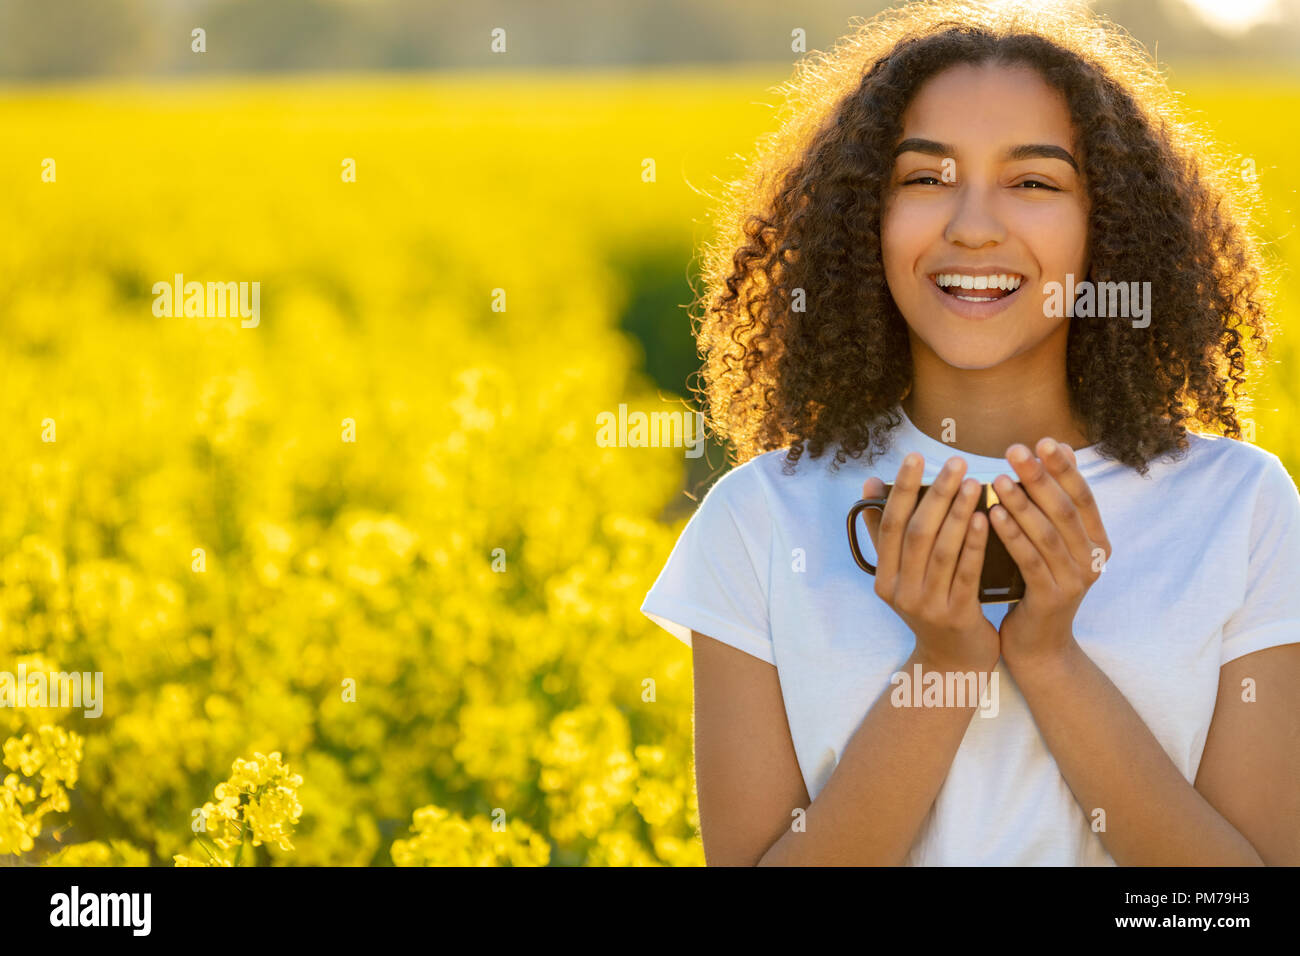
[640,0,1299,866]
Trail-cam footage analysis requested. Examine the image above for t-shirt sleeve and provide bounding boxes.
[1219,453,1300,666]
[640,463,776,666]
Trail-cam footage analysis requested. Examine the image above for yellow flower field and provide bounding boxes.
[0,69,1296,865]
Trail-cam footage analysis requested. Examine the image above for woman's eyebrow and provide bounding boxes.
[893,138,1079,173]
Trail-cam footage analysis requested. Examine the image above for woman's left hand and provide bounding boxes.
[989,438,1112,671]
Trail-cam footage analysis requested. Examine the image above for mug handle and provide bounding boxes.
[846,497,889,574]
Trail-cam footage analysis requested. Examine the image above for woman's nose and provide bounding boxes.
[943,184,1008,248]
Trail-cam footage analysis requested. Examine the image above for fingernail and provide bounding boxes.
[1041,438,1058,456]
[1008,446,1029,463]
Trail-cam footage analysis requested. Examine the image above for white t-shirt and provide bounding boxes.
[641,404,1300,865]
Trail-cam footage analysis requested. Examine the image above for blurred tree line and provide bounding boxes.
[1,0,1298,79]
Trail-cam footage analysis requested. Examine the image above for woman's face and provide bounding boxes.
[881,61,1089,370]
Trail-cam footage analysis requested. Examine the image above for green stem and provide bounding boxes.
[234,822,248,866]
[193,832,222,864]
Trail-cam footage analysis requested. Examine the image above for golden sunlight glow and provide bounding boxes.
[1180,0,1279,33]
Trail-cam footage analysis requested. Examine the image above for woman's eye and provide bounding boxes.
[900,176,1061,190]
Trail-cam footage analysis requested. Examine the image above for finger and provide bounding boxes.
[1006,442,1092,567]
[989,503,1057,593]
[1037,438,1111,562]
[922,476,980,600]
[872,453,925,592]
[950,508,988,609]
[992,469,1075,589]
[860,476,885,551]
[897,456,967,606]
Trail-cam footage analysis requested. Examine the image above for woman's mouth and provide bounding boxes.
[930,272,1023,302]
[925,271,1026,320]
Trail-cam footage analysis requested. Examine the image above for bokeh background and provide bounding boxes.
[1,0,1296,866]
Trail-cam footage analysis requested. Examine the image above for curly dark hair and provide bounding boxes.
[691,0,1274,477]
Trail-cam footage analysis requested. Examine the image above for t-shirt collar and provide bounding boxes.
[891,403,1104,477]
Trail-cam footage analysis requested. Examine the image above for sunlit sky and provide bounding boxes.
[1179,0,1280,33]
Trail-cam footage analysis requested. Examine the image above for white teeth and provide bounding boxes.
[932,272,1023,290]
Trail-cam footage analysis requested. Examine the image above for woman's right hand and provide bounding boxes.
[860,452,1000,674]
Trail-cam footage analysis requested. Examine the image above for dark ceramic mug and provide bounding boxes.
[847,481,1026,604]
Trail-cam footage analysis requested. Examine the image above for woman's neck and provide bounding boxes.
[901,376,1092,461]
